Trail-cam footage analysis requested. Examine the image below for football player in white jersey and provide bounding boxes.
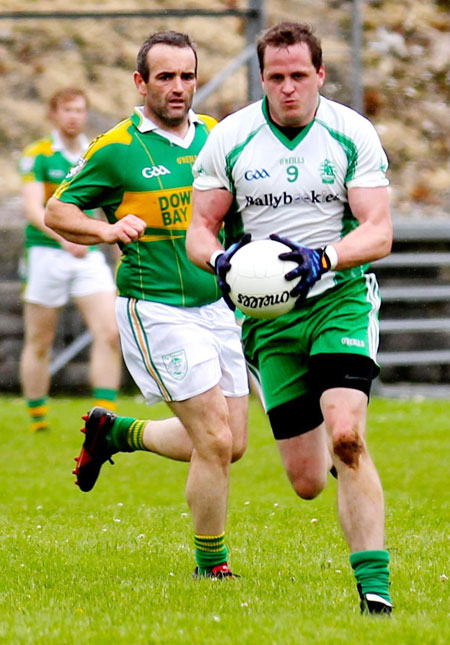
[187,22,393,614]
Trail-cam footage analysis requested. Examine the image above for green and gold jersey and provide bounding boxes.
[19,131,90,249]
[55,108,221,307]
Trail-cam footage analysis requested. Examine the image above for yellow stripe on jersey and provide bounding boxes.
[20,138,54,183]
[197,114,218,132]
[139,234,184,242]
[21,138,54,158]
[83,118,133,160]
[115,187,192,229]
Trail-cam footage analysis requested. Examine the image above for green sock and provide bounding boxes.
[194,533,228,574]
[93,387,117,412]
[350,550,391,602]
[27,397,49,431]
[107,416,147,452]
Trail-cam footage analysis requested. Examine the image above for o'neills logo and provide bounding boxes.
[341,337,365,348]
[237,291,291,309]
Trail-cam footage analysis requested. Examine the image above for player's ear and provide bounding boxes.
[317,65,326,89]
[133,71,147,97]
[260,76,266,95]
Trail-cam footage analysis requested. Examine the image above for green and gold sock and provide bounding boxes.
[350,550,392,602]
[93,387,117,412]
[194,533,228,574]
[106,416,147,453]
[27,397,49,432]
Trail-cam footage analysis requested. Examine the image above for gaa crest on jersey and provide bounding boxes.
[244,168,270,181]
[162,350,188,380]
[66,157,86,179]
[142,165,171,178]
[320,159,336,184]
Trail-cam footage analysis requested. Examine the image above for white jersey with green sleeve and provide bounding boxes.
[193,95,389,299]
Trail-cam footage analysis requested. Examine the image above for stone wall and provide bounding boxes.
[1,1,449,216]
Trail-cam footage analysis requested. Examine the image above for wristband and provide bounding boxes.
[324,244,338,270]
[208,249,223,270]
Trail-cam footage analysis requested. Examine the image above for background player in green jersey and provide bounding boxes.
[45,32,249,578]
[19,88,121,431]
[187,22,394,613]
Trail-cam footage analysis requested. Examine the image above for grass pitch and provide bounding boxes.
[1,394,449,644]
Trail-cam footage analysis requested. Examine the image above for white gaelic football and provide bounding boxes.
[227,239,300,319]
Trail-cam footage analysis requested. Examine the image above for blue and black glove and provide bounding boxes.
[269,233,334,306]
[209,233,252,310]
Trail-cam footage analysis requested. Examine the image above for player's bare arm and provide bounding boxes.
[330,186,393,269]
[23,182,88,257]
[45,197,146,246]
[186,187,233,271]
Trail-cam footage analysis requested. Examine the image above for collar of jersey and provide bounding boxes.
[132,106,201,147]
[51,129,89,163]
[261,96,316,150]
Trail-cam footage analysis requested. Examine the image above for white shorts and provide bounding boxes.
[22,246,116,307]
[115,296,249,405]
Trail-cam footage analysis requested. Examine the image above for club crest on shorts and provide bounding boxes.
[162,350,188,380]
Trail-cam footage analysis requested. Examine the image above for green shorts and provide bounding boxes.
[242,274,380,411]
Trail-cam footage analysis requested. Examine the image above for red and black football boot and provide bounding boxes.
[72,406,117,492]
[192,562,240,579]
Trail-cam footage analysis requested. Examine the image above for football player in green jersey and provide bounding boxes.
[45,32,249,579]
[19,88,121,432]
[187,22,394,612]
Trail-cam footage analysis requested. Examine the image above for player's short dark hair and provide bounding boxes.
[256,22,322,73]
[137,31,198,82]
[49,88,88,111]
